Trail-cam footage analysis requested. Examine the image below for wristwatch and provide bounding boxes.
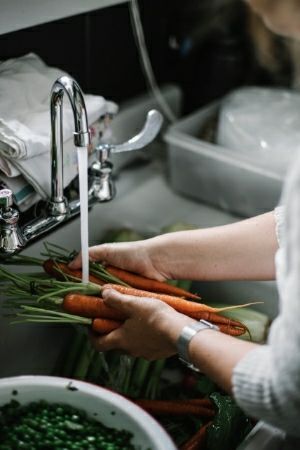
[177,320,219,372]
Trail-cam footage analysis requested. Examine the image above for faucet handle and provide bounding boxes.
[90,148,115,202]
[96,109,163,155]
[90,110,163,203]
[0,189,13,210]
[0,189,25,256]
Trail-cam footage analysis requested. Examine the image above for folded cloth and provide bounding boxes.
[0,119,105,206]
[0,53,118,160]
[0,173,39,212]
[0,53,118,208]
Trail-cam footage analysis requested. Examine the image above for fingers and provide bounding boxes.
[90,329,124,353]
[68,244,110,269]
[101,288,141,316]
[102,287,168,314]
[90,326,136,355]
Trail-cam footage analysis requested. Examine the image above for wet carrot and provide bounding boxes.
[134,399,215,417]
[91,318,121,334]
[90,319,244,336]
[217,324,246,336]
[180,421,212,450]
[64,291,249,338]
[193,311,247,329]
[106,265,201,300]
[182,398,214,409]
[63,294,126,320]
[192,312,251,338]
[43,259,104,285]
[103,284,260,314]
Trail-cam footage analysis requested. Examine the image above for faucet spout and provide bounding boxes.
[50,76,90,215]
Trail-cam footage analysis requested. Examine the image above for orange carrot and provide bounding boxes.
[217,324,246,336]
[181,398,214,409]
[180,422,212,450]
[63,294,126,320]
[90,320,244,337]
[90,319,244,337]
[102,284,260,314]
[91,318,121,334]
[190,311,245,328]
[106,265,201,299]
[134,399,215,418]
[43,259,104,285]
[63,292,248,337]
[194,312,251,338]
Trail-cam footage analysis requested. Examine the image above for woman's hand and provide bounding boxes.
[90,288,195,360]
[69,240,168,281]
[90,288,259,396]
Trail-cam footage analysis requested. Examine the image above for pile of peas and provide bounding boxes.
[0,399,136,450]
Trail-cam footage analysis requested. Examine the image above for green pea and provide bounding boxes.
[0,400,135,450]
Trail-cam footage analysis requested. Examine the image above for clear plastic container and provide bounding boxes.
[164,101,283,218]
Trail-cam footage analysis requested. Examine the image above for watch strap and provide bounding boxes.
[177,320,219,372]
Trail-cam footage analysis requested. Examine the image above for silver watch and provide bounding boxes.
[177,320,219,372]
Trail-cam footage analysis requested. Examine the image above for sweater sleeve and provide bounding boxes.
[274,205,285,247]
[232,163,300,437]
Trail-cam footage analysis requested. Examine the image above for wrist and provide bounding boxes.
[145,234,178,279]
[177,321,219,372]
[159,311,197,353]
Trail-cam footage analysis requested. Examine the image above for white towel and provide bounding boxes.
[0,119,106,206]
[0,53,118,160]
[0,53,118,208]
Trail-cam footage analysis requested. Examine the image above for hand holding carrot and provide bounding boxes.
[89,287,196,360]
[69,240,167,282]
[69,213,278,284]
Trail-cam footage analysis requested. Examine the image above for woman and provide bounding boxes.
[70,2,300,448]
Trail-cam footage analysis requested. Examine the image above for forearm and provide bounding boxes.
[164,314,257,393]
[146,212,278,281]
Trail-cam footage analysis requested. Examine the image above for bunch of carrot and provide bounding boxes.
[43,259,252,337]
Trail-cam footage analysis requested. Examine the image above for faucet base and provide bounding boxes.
[48,198,69,216]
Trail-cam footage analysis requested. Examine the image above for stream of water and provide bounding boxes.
[76,147,89,283]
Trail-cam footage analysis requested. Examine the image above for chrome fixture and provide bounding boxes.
[90,109,163,202]
[49,76,90,217]
[0,76,163,257]
[0,189,25,256]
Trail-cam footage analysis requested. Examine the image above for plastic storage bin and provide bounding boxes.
[164,102,283,217]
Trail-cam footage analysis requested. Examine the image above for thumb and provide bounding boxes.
[102,288,138,316]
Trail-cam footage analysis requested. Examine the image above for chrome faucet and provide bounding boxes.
[0,75,163,257]
[49,76,90,216]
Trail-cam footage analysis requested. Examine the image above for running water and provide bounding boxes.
[76,147,89,283]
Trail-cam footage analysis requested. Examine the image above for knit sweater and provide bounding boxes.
[233,153,300,446]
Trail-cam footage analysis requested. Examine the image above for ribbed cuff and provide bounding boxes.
[274,206,285,247]
[233,346,273,418]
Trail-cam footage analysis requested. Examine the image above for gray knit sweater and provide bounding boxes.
[233,155,300,446]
